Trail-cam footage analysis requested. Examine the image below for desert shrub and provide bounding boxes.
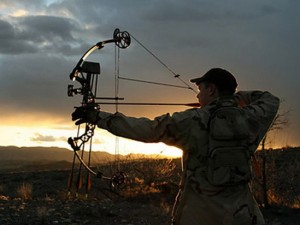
[117,158,180,202]
[133,158,177,185]
[16,182,32,200]
[252,148,300,208]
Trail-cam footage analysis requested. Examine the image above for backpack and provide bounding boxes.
[207,99,252,186]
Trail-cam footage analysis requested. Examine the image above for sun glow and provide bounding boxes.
[0,125,182,158]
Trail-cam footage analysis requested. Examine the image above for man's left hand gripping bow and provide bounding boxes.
[72,104,100,125]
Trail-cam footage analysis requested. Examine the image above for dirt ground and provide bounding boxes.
[0,168,299,225]
[0,197,299,225]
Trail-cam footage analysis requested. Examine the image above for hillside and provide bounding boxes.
[0,146,74,162]
[0,146,166,172]
[0,148,299,225]
[0,146,117,171]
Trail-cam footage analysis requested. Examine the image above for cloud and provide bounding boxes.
[0,0,299,147]
[140,0,275,24]
[0,19,38,54]
[0,15,84,55]
[19,15,77,41]
[30,132,68,143]
[31,133,57,142]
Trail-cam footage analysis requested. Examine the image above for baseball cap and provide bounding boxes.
[190,68,237,93]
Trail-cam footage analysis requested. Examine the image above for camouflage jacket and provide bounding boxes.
[97,90,279,224]
[97,91,279,168]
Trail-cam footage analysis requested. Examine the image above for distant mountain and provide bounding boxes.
[0,146,119,171]
[0,146,163,171]
[0,146,122,162]
[0,146,176,172]
[0,146,72,162]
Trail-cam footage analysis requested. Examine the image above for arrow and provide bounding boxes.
[94,102,201,107]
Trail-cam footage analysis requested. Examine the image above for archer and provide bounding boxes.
[72,68,279,225]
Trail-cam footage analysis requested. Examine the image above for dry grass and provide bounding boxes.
[252,147,300,208]
[16,182,32,200]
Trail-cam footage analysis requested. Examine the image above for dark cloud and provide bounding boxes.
[0,53,75,114]
[260,5,280,15]
[19,15,77,42]
[142,2,217,23]
[140,0,274,24]
[0,19,15,39]
[0,0,299,146]
[0,19,38,54]
[0,15,84,55]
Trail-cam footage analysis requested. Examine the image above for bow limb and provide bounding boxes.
[72,148,97,177]
[70,44,104,81]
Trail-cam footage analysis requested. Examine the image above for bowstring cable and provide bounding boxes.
[118,76,189,89]
[86,134,93,197]
[129,33,190,164]
[85,73,97,197]
[114,45,120,171]
[130,34,197,94]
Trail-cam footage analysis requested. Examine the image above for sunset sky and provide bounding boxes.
[0,0,299,157]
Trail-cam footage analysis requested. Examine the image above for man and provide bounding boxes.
[72,68,279,225]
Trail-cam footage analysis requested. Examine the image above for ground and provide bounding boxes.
[0,197,170,225]
[0,156,299,225]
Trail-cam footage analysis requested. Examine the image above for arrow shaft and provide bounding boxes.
[94,102,200,107]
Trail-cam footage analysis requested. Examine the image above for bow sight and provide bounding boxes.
[67,28,130,196]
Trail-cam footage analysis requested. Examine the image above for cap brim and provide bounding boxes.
[190,77,206,84]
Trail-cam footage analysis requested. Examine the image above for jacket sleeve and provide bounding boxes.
[96,111,178,144]
[95,109,200,148]
[235,91,280,147]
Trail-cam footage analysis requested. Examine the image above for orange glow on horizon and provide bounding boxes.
[0,105,296,158]
[0,124,183,158]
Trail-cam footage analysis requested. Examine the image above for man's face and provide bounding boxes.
[196,82,217,107]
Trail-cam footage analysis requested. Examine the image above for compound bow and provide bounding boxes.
[67,28,200,197]
[67,28,130,196]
